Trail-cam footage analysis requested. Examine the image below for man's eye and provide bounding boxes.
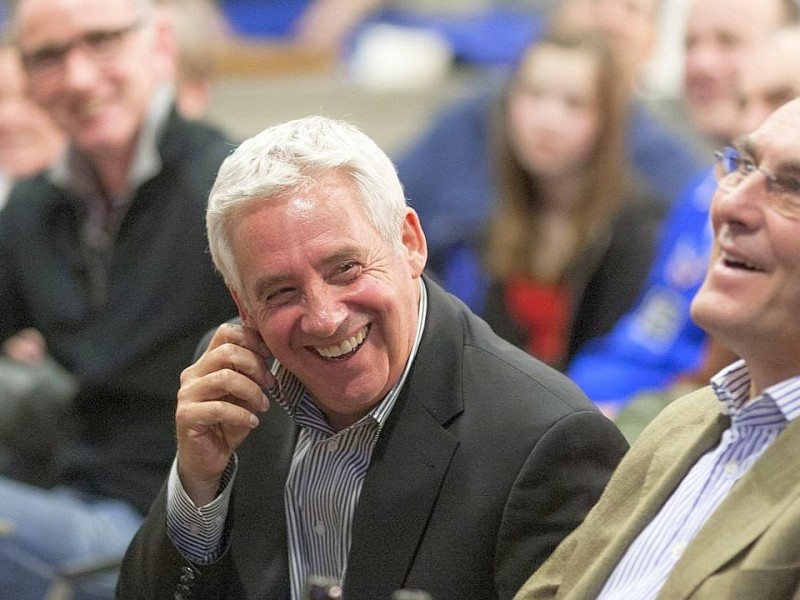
[737,158,757,174]
[265,287,295,305]
[26,47,63,67]
[333,261,361,281]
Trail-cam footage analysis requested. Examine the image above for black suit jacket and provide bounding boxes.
[117,278,628,600]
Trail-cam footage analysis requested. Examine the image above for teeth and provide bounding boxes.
[721,250,760,271]
[316,326,368,358]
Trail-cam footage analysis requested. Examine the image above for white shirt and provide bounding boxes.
[598,360,800,599]
[167,278,428,600]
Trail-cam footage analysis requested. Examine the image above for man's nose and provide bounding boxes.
[61,46,102,90]
[713,172,768,229]
[301,286,348,338]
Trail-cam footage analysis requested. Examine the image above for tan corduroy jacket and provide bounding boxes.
[514,386,800,600]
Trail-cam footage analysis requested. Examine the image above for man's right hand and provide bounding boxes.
[175,322,274,506]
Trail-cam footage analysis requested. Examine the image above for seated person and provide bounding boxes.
[608,23,800,442]
[566,0,799,416]
[514,94,800,600]
[116,115,628,600]
[395,0,708,263]
[436,32,663,371]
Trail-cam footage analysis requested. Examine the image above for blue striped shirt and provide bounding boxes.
[167,279,428,600]
[597,360,800,600]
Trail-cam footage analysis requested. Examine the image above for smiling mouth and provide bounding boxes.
[721,250,763,272]
[314,325,369,359]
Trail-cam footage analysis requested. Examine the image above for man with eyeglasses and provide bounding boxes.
[513,91,800,600]
[0,0,236,597]
[567,0,800,421]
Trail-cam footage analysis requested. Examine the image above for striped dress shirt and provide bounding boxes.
[597,360,800,600]
[167,279,428,600]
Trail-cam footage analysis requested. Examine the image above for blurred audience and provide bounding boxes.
[219,0,547,69]
[437,31,662,370]
[395,0,707,274]
[0,42,64,207]
[567,0,800,417]
[0,0,236,597]
[0,41,73,486]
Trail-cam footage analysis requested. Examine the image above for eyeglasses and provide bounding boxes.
[714,146,800,220]
[21,20,143,84]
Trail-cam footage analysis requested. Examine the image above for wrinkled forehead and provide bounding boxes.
[745,99,800,160]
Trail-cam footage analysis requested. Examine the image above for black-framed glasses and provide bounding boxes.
[21,19,143,84]
[713,146,800,220]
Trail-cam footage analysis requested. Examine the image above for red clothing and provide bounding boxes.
[505,277,571,366]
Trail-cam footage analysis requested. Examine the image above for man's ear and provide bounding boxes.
[228,285,252,327]
[151,5,180,82]
[402,208,428,277]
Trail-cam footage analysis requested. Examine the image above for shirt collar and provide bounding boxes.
[711,359,800,423]
[271,277,428,435]
[47,82,173,203]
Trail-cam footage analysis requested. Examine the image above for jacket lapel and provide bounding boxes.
[234,406,298,598]
[343,278,464,598]
[662,418,800,599]
[565,389,729,599]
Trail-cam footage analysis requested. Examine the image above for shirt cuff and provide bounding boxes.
[166,454,237,564]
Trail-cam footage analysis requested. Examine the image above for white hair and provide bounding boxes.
[207,115,408,294]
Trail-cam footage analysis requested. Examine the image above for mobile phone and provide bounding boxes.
[263,358,291,410]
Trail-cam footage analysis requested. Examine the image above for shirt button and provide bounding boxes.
[189,524,202,535]
[327,438,339,451]
[314,521,326,536]
[724,461,738,476]
[671,541,686,559]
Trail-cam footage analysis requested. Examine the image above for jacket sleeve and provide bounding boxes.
[116,480,242,599]
[496,409,628,600]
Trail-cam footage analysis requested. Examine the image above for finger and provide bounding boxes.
[208,321,270,359]
[176,397,260,436]
[179,367,270,414]
[191,324,273,388]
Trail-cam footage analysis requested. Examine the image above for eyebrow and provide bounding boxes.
[735,136,800,175]
[734,136,756,157]
[250,246,363,301]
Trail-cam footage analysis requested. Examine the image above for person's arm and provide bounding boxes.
[174,322,272,505]
[495,410,628,600]
[117,322,276,598]
[165,456,236,563]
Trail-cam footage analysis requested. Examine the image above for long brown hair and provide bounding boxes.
[485,32,627,282]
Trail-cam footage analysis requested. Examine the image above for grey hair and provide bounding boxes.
[207,115,408,294]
